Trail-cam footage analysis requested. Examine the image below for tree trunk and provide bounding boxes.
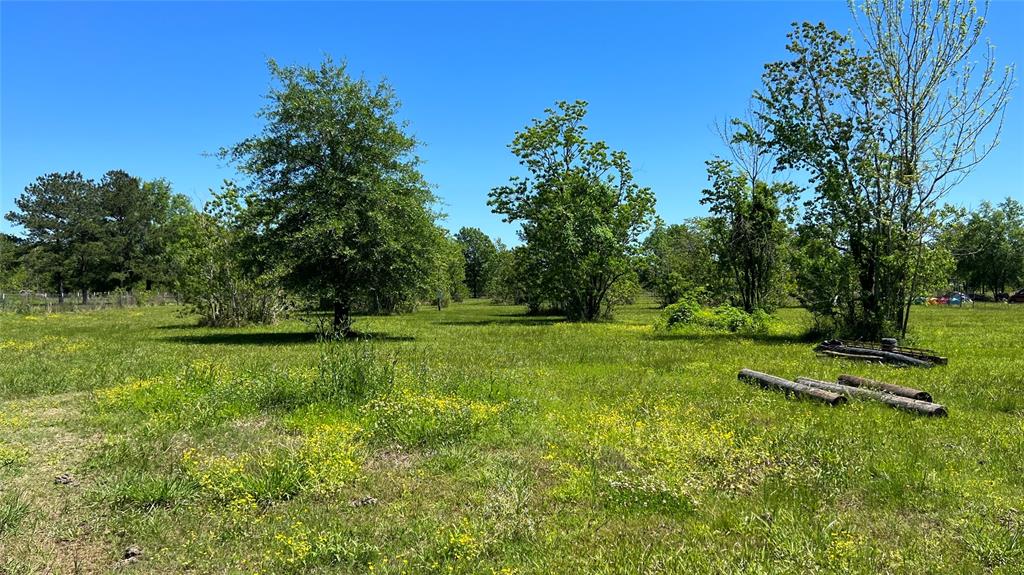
[332,299,352,336]
[57,277,65,304]
[81,288,89,305]
[818,343,933,367]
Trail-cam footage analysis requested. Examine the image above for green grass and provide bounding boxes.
[0,300,1022,573]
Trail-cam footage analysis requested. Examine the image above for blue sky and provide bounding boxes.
[2,1,1022,244]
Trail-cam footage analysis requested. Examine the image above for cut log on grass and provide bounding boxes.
[837,374,932,402]
[795,377,947,417]
[738,369,847,406]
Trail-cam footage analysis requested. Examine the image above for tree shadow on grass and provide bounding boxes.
[644,331,815,345]
[152,323,196,330]
[162,330,414,346]
[434,310,566,327]
[435,317,564,327]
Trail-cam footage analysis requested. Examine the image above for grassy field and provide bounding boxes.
[1,300,1022,574]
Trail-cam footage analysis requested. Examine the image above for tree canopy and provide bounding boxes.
[949,198,1024,296]
[756,0,1013,337]
[455,227,498,299]
[489,100,656,320]
[220,57,442,334]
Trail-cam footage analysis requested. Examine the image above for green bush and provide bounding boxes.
[662,292,703,329]
[660,298,771,334]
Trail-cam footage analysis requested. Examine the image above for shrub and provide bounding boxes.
[660,297,771,334]
[661,291,703,329]
[699,304,752,332]
[168,211,289,327]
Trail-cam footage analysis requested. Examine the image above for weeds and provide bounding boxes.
[0,491,30,536]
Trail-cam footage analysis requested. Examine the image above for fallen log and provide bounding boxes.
[795,377,947,417]
[819,350,884,362]
[837,374,933,402]
[738,369,847,406]
[816,343,933,367]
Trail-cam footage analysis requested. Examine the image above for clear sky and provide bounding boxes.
[2,1,1022,244]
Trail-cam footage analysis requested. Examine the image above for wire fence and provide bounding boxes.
[0,291,180,314]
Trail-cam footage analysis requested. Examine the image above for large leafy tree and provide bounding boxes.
[6,170,193,300]
[221,57,440,334]
[949,198,1024,295]
[639,219,717,307]
[96,171,186,291]
[489,101,656,320]
[757,0,1013,338]
[702,159,797,313]
[0,234,25,292]
[455,227,498,298]
[427,230,467,309]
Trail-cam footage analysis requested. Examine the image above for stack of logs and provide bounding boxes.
[738,369,947,416]
[814,338,948,367]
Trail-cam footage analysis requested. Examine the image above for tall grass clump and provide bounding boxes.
[0,491,30,536]
[312,341,397,404]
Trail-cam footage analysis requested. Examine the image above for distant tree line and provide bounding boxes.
[2,1,1017,339]
[3,171,193,302]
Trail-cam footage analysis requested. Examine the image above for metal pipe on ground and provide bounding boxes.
[819,350,884,362]
[795,377,947,417]
[738,369,847,406]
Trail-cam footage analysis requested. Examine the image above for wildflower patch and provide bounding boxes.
[0,442,30,470]
[546,396,776,512]
[182,422,363,502]
[364,387,508,448]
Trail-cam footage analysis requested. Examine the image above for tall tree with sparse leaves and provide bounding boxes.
[757,0,1013,337]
